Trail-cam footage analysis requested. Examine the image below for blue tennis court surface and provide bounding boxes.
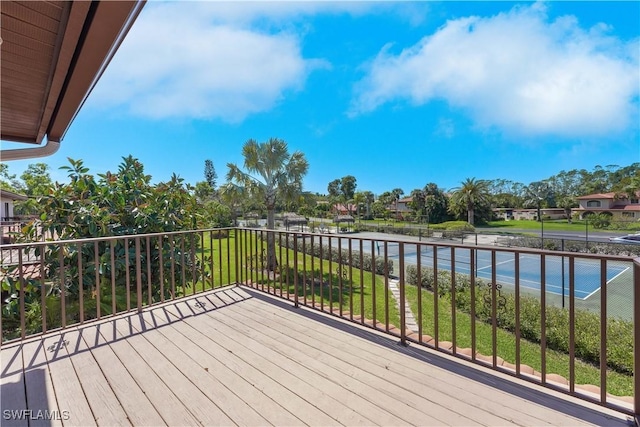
[392,246,629,300]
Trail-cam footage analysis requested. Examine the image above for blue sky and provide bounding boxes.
[4,1,639,195]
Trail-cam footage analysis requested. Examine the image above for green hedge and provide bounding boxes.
[406,265,633,375]
[277,235,394,276]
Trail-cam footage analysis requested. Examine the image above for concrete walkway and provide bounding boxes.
[387,278,419,333]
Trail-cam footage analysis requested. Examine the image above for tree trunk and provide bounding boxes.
[266,207,278,271]
[468,208,474,225]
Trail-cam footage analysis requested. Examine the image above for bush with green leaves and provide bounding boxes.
[275,234,393,275]
[2,157,206,340]
[405,264,633,375]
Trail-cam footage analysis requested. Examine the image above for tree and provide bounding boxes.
[0,164,22,191]
[408,189,426,221]
[376,191,395,220]
[449,178,490,226]
[226,138,308,271]
[547,170,581,223]
[20,163,52,197]
[391,188,404,220]
[363,191,375,220]
[327,176,357,215]
[194,181,214,203]
[524,181,553,222]
[6,156,202,330]
[422,183,449,223]
[204,159,217,190]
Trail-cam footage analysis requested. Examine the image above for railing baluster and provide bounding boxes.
[433,245,438,347]
[218,229,223,288]
[451,246,456,354]
[302,234,307,304]
[514,252,520,374]
[293,233,299,308]
[110,240,116,315]
[348,238,353,321]
[170,238,176,300]
[399,241,406,345]
[158,235,165,302]
[600,258,607,403]
[633,257,640,424]
[328,236,333,315]
[541,254,547,384]
[190,234,196,296]
[491,250,497,367]
[470,248,476,361]
[417,243,423,343]
[40,250,46,334]
[311,235,316,308]
[59,247,66,329]
[338,236,343,316]
[384,241,389,332]
[145,236,152,304]
[77,243,84,324]
[371,240,376,329]
[18,250,25,339]
[136,237,142,313]
[569,256,576,394]
[126,237,131,310]
[95,241,100,319]
[180,237,186,297]
[359,239,364,325]
[320,236,324,313]
[226,229,231,285]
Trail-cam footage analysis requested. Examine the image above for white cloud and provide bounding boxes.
[351,3,640,137]
[91,2,331,122]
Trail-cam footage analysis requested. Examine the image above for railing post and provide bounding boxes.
[135,237,142,313]
[398,241,407,346]
[234,228,239,285]
[293,233,299,308]
[634,257,640,425]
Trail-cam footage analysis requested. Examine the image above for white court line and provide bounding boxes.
[476,258,514,271]
[582,266,631,300]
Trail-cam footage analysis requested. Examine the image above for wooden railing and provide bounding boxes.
[0,226,638,420]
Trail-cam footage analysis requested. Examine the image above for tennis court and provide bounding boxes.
[379,243,629,300]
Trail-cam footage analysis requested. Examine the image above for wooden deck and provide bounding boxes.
[1,286,632,426]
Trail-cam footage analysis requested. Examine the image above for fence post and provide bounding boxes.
[234,228,239,285]
[399,242,407,346]
[634,257,640,425]
[293,233,299,308]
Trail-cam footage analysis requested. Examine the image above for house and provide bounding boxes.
[0,189,28,222]
[574,192,640,221]
[493,207,567,221]
[332,203,357,215]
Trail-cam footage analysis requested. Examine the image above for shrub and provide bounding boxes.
[404,265,633,375]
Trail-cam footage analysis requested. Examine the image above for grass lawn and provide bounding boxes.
[481,219,591,232]
[198,230,401,328]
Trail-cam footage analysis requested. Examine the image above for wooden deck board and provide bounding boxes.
[61,329,132,426]
[223,293,544,426]
[40,333,97,427]
[109,315,236,426]
[234,288,627,427]
[211,294,500,426]
[21,339,63,427]
[95,318,203,427]
[1,286,632,427]
[166,298,407,427]
[0,343,28,427]
[191,295,460,426]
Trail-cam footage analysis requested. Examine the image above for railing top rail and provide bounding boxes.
[0,226,634,263]
[247,228,635,262]
[0,227,236,249]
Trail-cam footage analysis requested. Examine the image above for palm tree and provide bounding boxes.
[391,188,404,221]
[449,178,490,226]
[226,138,309,271]
[524,181,552,222]
[363,191,375,219]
